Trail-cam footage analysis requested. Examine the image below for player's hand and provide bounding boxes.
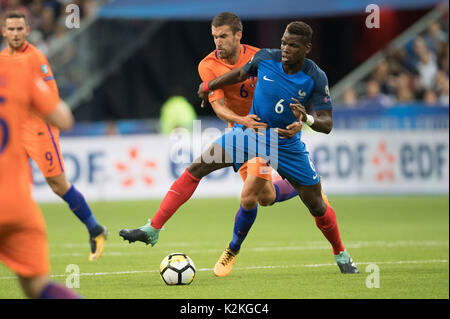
[242,114,269,130]
[275,121,303,139]
[197,83,209,108]
[290,98,307,122]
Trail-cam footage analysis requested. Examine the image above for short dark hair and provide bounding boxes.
[286,21,313,44]
[211,12,243,34]
[2,11,28,26]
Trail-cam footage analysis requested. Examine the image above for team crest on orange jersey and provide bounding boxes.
[40,64,49,74]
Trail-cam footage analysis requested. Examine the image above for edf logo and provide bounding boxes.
[312,144,366,179]
[311,140,447,182]
[400,144,447,179]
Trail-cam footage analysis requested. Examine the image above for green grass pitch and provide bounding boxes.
[0,195,448,299]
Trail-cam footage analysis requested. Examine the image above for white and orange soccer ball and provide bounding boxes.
[159,253,196,285]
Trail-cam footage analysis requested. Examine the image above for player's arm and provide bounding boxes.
[198,67,248,106]
[289,98,332,134]
[208,67,249,90]
[44,101,74,131]
[31,50,60,96]
[197,61,266,128]
[198,49,267,105]
[288,66,333,134]
[311,109,332,133]
[210,98,267,129]
[31,77,74,131]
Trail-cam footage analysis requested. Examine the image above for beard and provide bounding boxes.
[9,39,25,50]
[217,41,239,60]
[217,49,230,59]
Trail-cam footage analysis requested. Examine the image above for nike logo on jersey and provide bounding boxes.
[313,174,318,180]
[298,90,306,97]
[263,75,274,82]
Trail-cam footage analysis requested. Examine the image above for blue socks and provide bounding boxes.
[229,205,258,252]
[39,282,81,299]
[62,185,98,232]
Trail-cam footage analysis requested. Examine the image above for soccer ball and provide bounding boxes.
[159,253,196,285]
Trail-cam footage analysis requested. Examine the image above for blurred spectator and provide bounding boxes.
[0,0,102,50]
[28,0,45,31]
[414,36,438,89]
[435,71,449,106]
[396,86,414,103]
[40,4,56,40]
[437,42,449,75]
[371,58,402,97]
[361,80,393,108]
[371,59,390,89]
[0,0,104,99]
[3,0,29,15]
[395,73,412,90]
[423,22,448,55]
[422,89,439,106]
[394,73,416,102]
[341,87,358,108]
[439,85,449,106]
[340,13,449,108]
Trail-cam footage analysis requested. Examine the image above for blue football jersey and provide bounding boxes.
[243,49,332,146]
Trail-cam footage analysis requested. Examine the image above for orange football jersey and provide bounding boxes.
[0,54,59,222]
[1,41,59,132]
[1,41,66,177]
[0,54,59,276]
[198,44,259,117]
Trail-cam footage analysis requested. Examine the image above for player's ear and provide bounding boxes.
[305,42,312,54]
[235,30,242,42]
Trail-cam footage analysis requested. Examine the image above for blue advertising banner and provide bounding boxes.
[98,0,442,19]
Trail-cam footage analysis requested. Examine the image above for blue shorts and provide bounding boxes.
[213,127,319,186]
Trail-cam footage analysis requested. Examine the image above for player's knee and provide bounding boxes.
[308,200,327,217]
[188,162,208,179]
[258,194,275,207]
[241,193,258,210]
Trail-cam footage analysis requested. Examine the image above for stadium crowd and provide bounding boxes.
[341,16,449,108]
[2,2,448,110]
[0,0,100,55]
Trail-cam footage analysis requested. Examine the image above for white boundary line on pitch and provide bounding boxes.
[0,259,448,280]
[49,240,449,249]
[48,240,450,257]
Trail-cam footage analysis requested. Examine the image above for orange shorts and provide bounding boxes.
[22,116,65,178]
[238,157,273,182]
[0,199,50,277]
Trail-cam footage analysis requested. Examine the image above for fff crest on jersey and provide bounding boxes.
[40,64,49,74]
[324,85,330,96]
